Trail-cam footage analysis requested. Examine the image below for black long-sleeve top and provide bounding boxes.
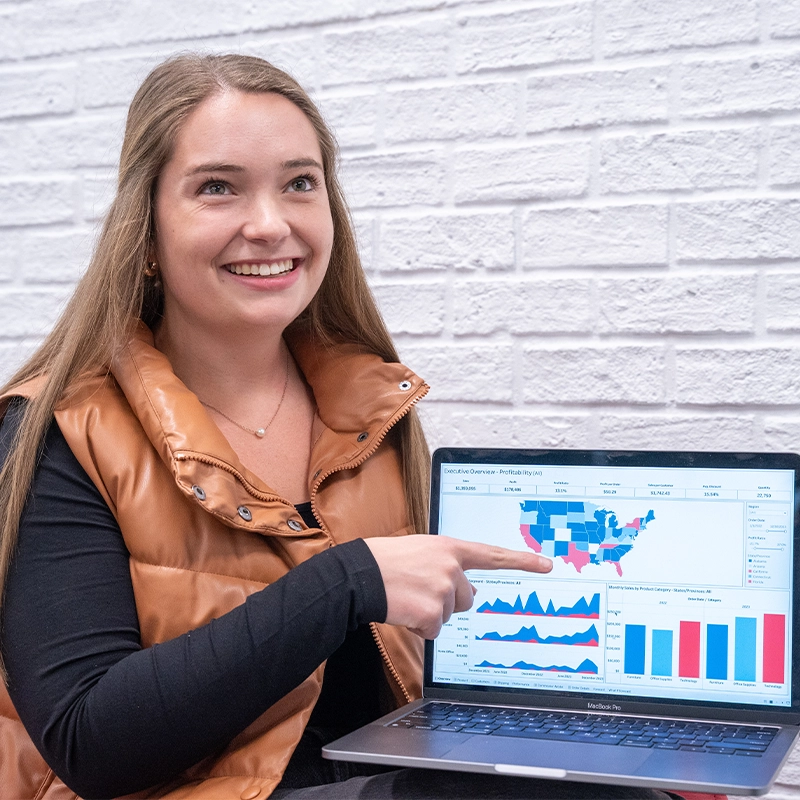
[0,404,389,799]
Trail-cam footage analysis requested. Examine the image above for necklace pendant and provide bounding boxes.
[255,428,266,438]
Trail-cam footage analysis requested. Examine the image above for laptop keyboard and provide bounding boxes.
[389,702,777,757]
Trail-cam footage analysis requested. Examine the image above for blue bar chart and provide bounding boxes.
[706,624,728,680]
[735,617,756,682]
[624,625,645,675]
[651,630,673,677]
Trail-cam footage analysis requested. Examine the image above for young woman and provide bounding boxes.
[0,54,713,800]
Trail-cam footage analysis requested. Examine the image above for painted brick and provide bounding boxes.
[452,279,592,335]
[80,54,166,109]
[765,418,800,452]
[0,290,71,335]
[82,41,315,111]
[419,407,591,450]
[0,64,75,119]
[769,124,800,187]
[766,0,800,40]
[0,340,39,385]
[0,124,19,176]
[523,205,668,268]
[384,82,517,145]
[599,128,759,194]
[676,200,800,262]
[397,344,514,402]
[598,414,757,450]
[321,20,448,87]
[765,273,800,332]
[454,141,590,203]
[596,274,756,334]
[238,36,318,92]
[19,115,124,171]
[340,150,446,209]
[679,53,800,119]
[379,212,514,272]
[2,229,92,284]
[602,0,759,56]
[0,1,148,59]
[0,178,74,226]
[526,66,668,133]
[370,282,446,335]
[676,348,800,405]
[521,346,666,404]
[318,93,378,149]
[455,3,593,73]
[81,170,115,222]
[353,216,374,273]
[0,0,361,60]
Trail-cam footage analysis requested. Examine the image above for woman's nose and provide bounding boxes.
[242,194,291,242]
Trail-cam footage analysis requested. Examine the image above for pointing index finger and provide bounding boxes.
[457,540,553,574]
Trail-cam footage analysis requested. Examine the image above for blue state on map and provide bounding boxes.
[519,500,655,576]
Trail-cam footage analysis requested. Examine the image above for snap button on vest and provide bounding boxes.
[237,505,252,521]
[287,519,303,531]
[240,786,262,800]
[191,485,206,501]
[357,432,368,442]
[398,380,412,391]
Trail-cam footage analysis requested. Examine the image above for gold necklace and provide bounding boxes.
[199,349,290,439]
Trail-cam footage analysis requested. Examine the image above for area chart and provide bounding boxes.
[477,659,600,675]
[477,623,599,646]
[477,591,600,619]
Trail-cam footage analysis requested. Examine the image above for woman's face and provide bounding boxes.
[152,90,334,338]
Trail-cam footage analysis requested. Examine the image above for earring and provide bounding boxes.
[144,261,158,277]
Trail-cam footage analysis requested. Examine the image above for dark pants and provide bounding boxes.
[272,732,685,799]
[271,763,685,799]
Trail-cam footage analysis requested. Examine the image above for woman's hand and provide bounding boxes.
[364,535,553,639]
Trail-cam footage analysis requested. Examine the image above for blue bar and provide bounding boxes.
[624,624,646,675]
[734,617,757,682]
[651,629,673,676]
[706,624,728,680]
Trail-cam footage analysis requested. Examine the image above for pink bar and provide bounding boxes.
[763,614,785,684]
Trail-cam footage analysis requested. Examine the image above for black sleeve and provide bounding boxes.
[0,408,388,800]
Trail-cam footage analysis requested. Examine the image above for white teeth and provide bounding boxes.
[228,259,294,276]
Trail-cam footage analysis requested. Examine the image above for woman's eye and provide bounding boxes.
[201,181,229,195]
[288,176,317,193]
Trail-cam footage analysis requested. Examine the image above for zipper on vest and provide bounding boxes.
[173,453,295,506]
[309,381,428,702]
[309,382,429,523]
[370,621,412,704]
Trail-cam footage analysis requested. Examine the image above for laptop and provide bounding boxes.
[323,447,800,796]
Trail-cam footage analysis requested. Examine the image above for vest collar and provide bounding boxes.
[110,323,428,502]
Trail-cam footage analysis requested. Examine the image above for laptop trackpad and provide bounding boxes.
[444,736,652,775]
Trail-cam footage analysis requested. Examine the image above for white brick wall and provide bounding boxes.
[2,2,800,795]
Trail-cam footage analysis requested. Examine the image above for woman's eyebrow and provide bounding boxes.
[186,162,245,176]
[184,159,323,176]
[282,158,323,171]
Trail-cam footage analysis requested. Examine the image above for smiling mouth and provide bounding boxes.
[225,259,295,276]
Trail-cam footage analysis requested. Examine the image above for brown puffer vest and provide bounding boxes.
[0,323,428,799]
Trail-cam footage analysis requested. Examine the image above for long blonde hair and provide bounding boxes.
[0,54,430,629]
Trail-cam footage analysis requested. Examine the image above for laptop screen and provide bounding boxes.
[428,449,800,713]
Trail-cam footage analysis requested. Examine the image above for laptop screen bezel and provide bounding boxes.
[424,447,800,726]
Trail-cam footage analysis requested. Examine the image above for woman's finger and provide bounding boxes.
[457,541,552,574]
